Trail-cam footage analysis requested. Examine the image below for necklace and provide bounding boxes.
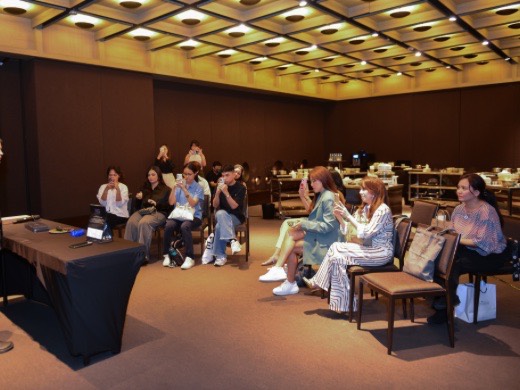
[462,201,482,220]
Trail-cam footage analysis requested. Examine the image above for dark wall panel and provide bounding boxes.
[0,59,28,216]
[327,83,520,171]
[153,82,327,183]
[100,69,156,195]
[459,83,520,171]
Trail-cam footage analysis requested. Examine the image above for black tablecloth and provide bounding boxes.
[1,219,145,363]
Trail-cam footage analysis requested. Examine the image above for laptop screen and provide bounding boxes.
[87,204,107,241]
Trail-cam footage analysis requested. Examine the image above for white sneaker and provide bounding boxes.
[205,233,214,250]
[214,257,227,267]
[259,266,287,282]
[162,254,170,267]
[181,256,195,270]
[201,248,214,264]
[273,280,299,296]
[230,239,241,254]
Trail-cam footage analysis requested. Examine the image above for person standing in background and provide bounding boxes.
[184,140,206,170]
[205,161,222,200]
[0,138,14,353]
[155,145,175,189]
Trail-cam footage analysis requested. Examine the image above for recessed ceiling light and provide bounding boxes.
[216,49,236,58]
[445,65,451,69]
[505,57,511,61]
[360,60,367,65]
[320,76,330,80]
[413,24,432,32]
[71,14,98,29]
[410,62,422,66]
[314,69,319,73]
[299,1,308,6]
[119,0,142,9]
[393,56,405,60]
[226,24,250,38]
[476,61,489,65]
[371,32,379,37]
[482,40,489,45]
[415,52,422,57]
[426,68,436,72]
[434,36,451,42]
[464,54,478,59]
[495,7,518,16]
[177,10,205,25]
[179,39,199,50]
[239,0,260,5]
[264,37,284,47]
[283,8,309,22]
[397,72,402,76]
[349,39,365,45]
[508,22,520,29]
[131,28,154,41]
[449,16,457,22]
[249,56,268,65]
[374,48,387,53]
[300,71,311,75]
[2,0,29,15]
[390,10,410,18]
[451,46,465,51]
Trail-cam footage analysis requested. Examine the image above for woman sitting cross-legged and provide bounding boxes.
[261,179,345,267]
[259,166,342,296]
[304,176,394,313]
[124,166,171,264]
[162,162,204,270]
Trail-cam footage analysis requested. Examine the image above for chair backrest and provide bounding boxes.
[344,188,362,206]
[410,200,439,226]
[502,215,520,241]
[201,194,210,220]
[393,217,412,269]
[432,228,460,281]
[242,191,249,220]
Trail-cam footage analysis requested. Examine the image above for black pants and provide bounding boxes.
[163,218,202,258]
[448,245,509,303]
[106,213,128,230]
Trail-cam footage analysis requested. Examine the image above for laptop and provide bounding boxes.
[86,204,108,242]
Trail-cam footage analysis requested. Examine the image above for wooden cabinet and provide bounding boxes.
[408,171,462,205]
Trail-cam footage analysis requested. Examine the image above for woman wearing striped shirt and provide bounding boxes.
[305,176,394,313]
[429,173,507,324]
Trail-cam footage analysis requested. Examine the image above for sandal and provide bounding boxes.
[261,257,277,266]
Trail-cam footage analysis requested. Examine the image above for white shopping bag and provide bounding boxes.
[455,281,497,323]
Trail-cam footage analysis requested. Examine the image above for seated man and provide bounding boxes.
[202,164,246,267]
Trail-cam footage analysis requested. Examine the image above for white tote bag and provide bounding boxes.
[455,281,497,323]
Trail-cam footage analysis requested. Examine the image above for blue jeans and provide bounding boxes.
[213,210,241,258]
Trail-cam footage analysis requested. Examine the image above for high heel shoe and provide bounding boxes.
[261,257,277,266]
[303,276,318,289]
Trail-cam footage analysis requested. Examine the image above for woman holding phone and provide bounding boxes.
[96,165,129,229]
[184,140,206,169]
[258,166,342,296]
[303,176,394,312]
[155,144,175,188]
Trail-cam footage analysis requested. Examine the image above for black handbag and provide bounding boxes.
[138,206,156,216]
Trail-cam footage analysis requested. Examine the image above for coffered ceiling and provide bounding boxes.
[0,0,519,99]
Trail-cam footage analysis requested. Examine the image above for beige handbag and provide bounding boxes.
[403,226,446,282]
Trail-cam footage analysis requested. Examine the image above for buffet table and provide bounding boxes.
[1,219,145,364]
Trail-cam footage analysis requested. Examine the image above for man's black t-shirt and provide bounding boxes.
[218,182,246,223]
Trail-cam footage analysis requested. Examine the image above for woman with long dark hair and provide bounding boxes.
[305,176,394,313]
[428,173,507,324]
[125,166,171,263]
[259,166,342,296]
[155,144,175,188]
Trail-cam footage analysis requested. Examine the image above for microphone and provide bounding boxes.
[13,215,41,224]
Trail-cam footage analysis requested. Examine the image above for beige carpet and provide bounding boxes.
[0,206,519,389]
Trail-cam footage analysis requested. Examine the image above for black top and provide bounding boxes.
[138,183,172,216]
[154,158,175,174]
[218,181,246,223]
[205,170,222,196]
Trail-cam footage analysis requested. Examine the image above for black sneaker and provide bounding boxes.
[427,309,448,325]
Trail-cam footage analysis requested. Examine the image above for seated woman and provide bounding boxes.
[124,166,171,264]
[162,162,204,270]
[96,165,129,230]
[428,173,508,324]
[304,176,394,313]
[261,174,346,267]
[259,166,342,296]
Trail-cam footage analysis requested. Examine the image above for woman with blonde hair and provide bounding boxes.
[259,166,342,296]
[305,176,394,312]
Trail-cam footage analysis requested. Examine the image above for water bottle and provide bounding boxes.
[70,228,85,237]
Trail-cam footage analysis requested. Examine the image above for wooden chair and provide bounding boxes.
[410,200,439,227]
[234,192,250,261]
[470,215,520,323]
[345,216,413,322]
[357,228,460,355]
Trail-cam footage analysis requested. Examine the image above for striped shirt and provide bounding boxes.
[451,202,506,256]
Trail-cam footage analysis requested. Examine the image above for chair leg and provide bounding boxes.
[357,280,364,329]
[401,299,407,319]
[446,295,455,348]
[387,298,395,355]
[473,274,482,324]
[348,274,356,322]
[409,298,414,322]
